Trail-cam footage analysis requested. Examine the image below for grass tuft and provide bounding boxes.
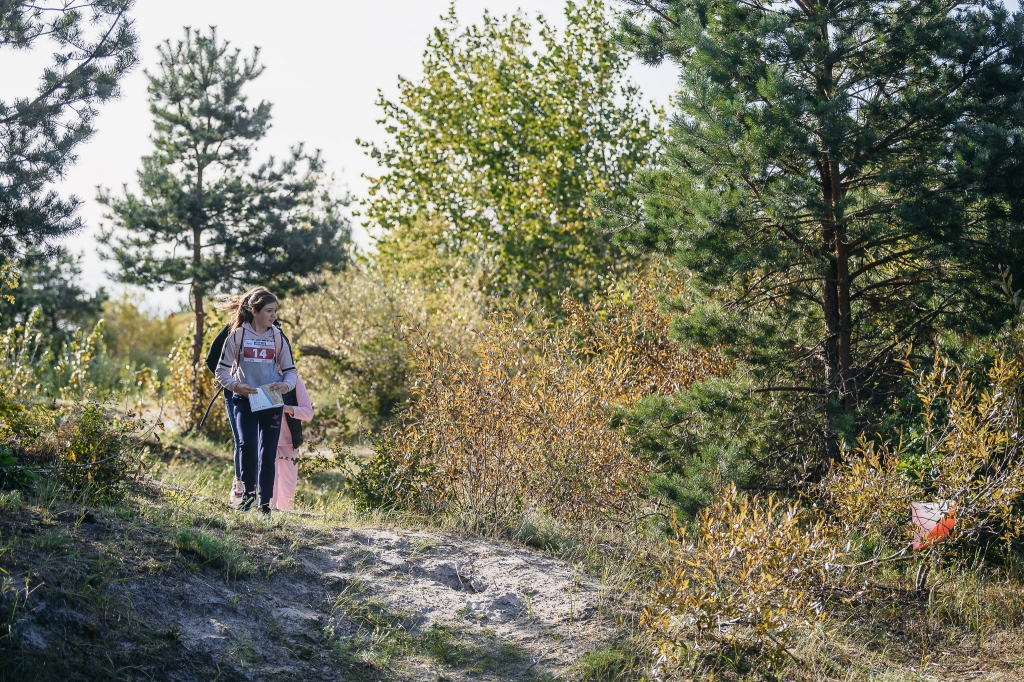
[0,489,22,513]
[171,527,255,579]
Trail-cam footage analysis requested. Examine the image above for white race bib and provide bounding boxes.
[242,338,276,363]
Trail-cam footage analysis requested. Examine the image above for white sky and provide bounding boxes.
[3,0,679,312]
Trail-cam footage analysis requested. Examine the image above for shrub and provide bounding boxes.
[0,306,158,401]
[645,484,846,662]
[0,401,149,502]
[0,309,49,401]
[100,294,186,380]
[350,274,730,530]
[820,350,1024,556]
[645,341,1024,670]
[290,267,484,439]
[164,307,232,440]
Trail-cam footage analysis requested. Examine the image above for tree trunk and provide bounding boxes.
[821,220,844,465]
[821,156,854,465]
[189,166,206,429]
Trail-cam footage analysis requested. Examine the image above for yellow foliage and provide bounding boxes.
[820,351,1024,551]
[562,274,733,403]
[289,267,485,437]
[648,343,1024,667]
[386,312,653,525]
[362,272,732,528]
[645,484,844,659]
[164,307,231,439]
[100,294,187,373]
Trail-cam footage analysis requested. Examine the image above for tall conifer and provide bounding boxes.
[100,27,350,415]
[614,1,1024,462]
[0,1,138,260]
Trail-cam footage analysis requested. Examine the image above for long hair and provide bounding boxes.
[217,286,279,330]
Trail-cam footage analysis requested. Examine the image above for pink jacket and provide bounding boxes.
[280,376,313,449]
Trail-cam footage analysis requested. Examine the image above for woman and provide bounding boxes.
[271,375,314,511]
[215,287,297,515]
[207,319,296,507]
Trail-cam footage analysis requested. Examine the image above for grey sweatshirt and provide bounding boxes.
[215,323,298,393]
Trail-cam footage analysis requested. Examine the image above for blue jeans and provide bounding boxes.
[224,389,242,478]
[232,394,283,505]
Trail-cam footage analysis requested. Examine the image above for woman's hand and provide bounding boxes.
[267,382,290,393]
[234,383,258,396]
[283,405,295,416]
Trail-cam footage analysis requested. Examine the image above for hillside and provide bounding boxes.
[0,441,633,682]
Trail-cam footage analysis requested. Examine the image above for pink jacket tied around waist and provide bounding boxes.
[271,376,313,511]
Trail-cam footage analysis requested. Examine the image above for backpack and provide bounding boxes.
[204,324,232,375]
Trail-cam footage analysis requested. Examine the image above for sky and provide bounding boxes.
[3,0,680,312]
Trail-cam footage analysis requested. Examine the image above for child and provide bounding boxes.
[215,287,297,515]
[271,375,313,511]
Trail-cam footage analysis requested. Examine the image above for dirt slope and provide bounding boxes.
[0,496,621,682]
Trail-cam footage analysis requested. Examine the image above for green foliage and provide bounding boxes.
[647,338,1024,673]
[99,26,351,423]
[0,400,148,503]
[0,1,138,258]
[0,308,120,401]
[100,294,186,380]
[99,26,350,301]
[612,1,1024,461]
[0,248,107,345]
[0,309,50,401]
[616,377,813,520]
[0,266,164,400]
[172,528,255,579]
[575,644,641,681]
[363,0,660,310]
[0,489,22,513]
[346,438,421,512]
[820,347,1024,554]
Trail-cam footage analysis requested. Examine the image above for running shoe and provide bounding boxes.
[236,491,257,512]
[229,477,244,507]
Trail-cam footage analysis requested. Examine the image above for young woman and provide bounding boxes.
[215,287,297,514]
[271,375,314,511]
[207,319,294,507]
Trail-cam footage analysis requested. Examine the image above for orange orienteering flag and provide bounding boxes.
[911,501,956,550]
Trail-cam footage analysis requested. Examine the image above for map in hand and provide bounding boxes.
[248,384,285,412]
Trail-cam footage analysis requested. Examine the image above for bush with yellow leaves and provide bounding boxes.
[350,274,731,530]
[820,350,1024,554]
[646,341,1024,668]
[0,399,150,502]
[164,308,232,440]
[288,266,486,440]
[645,484,846,660]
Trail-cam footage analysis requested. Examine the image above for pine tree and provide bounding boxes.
[613,1,1024,463]
[0,1,138,261]
[99,27,350,417]
[0,247,107,339]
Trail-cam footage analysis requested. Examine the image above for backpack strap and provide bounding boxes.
[218,327,244,372]
[274,326,297,374]
[234,327,245,367]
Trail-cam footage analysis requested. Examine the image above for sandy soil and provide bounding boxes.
[7,517,619,681]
